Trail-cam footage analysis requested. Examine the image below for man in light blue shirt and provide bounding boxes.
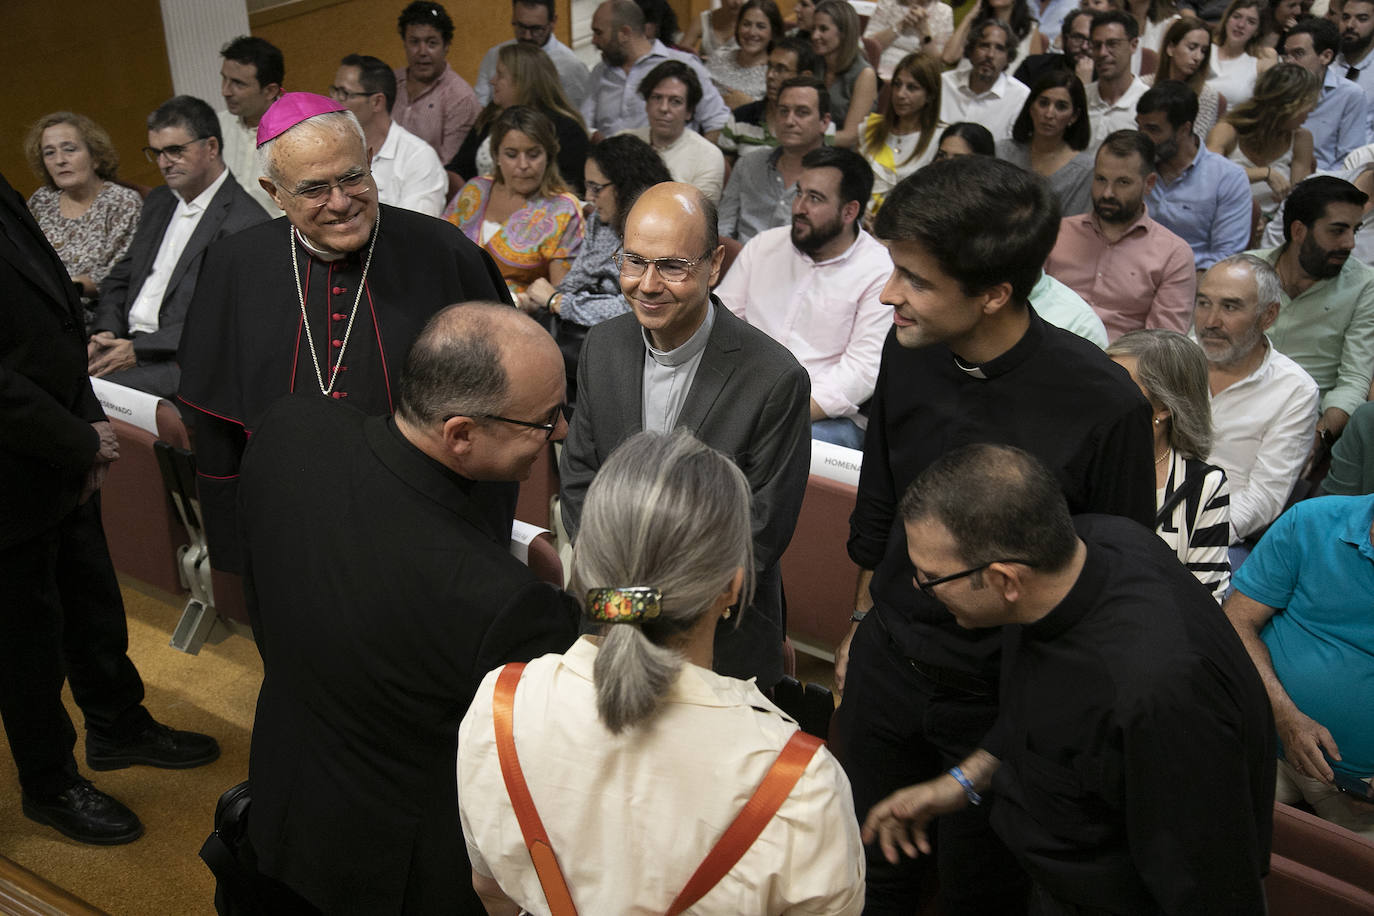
[475,0,593,109]
[1281,18,1371,170]
[1335,0,1374,136]
[1136,81,1251,269]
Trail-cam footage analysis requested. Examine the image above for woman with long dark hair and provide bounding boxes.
[997,71,1094,215]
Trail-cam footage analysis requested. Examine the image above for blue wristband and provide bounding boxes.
[948,766,982,806]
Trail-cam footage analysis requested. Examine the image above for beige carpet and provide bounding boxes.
[0,582,262,915]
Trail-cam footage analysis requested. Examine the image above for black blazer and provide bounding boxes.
[0,172,103,549]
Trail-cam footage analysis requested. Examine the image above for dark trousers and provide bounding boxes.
[0,495,150,797]
[830,610,1029,915]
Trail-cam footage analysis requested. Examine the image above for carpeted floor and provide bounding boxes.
[0,581,262,915]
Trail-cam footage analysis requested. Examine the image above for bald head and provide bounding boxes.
[624,182,717,254]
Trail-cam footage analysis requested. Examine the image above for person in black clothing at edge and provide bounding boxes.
[828,155,1157,914]
[863,444,1275,914]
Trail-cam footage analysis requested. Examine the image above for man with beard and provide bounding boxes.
[1248,176,1374,450]
[1336,0,1374,136]
[1196,254,1319,556]
[717,147,891,447]
[1281,18,1371,171]
[474,0,592,109]
[1014,9,1096,91]
[1084,11,1149,149]
[1045,130,1195,341]
[1137,80,1252,270]
[938,19,1030,141]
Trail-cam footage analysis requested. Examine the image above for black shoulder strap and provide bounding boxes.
[1154,457,1211,529]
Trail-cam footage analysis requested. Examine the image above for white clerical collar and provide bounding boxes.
[644,300,716,366]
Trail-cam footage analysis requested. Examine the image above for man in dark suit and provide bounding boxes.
[88,95,268,398]
[0,171,218,846]
[559,182,812,690]
[239,303,580,915]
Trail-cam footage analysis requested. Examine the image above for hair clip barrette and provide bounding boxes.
[587,586,662,623]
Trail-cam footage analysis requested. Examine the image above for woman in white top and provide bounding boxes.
[861,52,943,214]
[1207,62,1318,224]
[1205,0,1277,106]
[457,431,865,915]
[864,0,956,80]
[1146,16,1227,141]
[1127,0,1180,74]
[684,0,746,56]
[943,0,1045,67]
[707,0,785,107]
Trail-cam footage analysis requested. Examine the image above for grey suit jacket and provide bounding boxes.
[560,300,811,686]
[92,170,268,359]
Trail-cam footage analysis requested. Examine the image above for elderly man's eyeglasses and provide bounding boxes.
[613,249,715,282]
[328,86,379,101]
[280,171,373,207]
[480,403,566,440]
[914,559,1037,597]
[142,137,209,163]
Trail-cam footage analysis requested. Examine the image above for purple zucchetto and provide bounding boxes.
[256,92,348,147]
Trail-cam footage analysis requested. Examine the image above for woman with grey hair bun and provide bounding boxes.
[1107,330,1233,601]
[457,430,864,915]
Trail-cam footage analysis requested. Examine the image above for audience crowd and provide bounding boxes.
[7,0,1374,911]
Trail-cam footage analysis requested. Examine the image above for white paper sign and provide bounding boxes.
[810,439,863,487]
[509,519,549,565]
[90,377,162,436]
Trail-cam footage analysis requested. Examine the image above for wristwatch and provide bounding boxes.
[850,608,869,623]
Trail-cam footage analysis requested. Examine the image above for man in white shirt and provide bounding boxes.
[622,61,726,202]
[330,54,447,217]
[1196,254,1319,557]
[88,96,268,397]
[717,147,892,448]
[1085,11,1149,150]
[217,36,284,214]
[475,0,592,109]
[938,19,1030,140]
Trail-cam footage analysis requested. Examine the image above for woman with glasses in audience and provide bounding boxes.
[861,53,942,216]
[446,43,588,196]
[1146,16,1225,142]
[812,0,879,148]
[445,106,584,301]
[997,71,1095,215]
[933,121,997,160]
[1207,62,1319,225]
[1107,330,1232,602]
[706,0,786,108]
[457,430,864,915]
[863,0,955,82]
[23,112,142,316]
[1205,0,1278,106]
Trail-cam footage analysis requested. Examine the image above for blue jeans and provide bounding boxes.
[811,417,865,450]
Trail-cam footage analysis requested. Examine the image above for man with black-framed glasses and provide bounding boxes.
[560,181,811,690]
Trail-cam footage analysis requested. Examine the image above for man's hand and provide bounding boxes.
[862,775,967,863]
[1074,55,1095,85]
[92,420,120,463]
[89,338,136,377]
[834,620,860,695]
[520,277,558,314]
[1276,704,1341,784]
[88,330,116,362]
[78,461,110,504]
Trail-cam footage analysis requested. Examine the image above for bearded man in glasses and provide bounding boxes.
[559,181,810,690]
[178,92,509,575]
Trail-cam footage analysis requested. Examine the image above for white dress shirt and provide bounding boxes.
[127,168,230,334]
[938,69,1030,140]
[1208,338,1320,541]
[217,110,279,214]
[1086,76,1149,151]
[716,226,893,421]
[370,121,448,217]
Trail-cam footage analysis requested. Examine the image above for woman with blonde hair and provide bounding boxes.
[811,0,878,148]
[1205,0,1278,106]
[1147,15,1225,141]
[861,52,942,213]
[457,430,864,914]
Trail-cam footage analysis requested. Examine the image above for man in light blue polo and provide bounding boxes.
[1281,18,1371,171]
[1136,81,1251,270]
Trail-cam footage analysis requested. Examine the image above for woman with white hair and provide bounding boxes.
[457,430,864,915]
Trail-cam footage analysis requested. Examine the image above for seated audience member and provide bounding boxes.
[1046,129,1195,339]
[1325,401,1374,493]
[717,147,891,448]
[864,444,1272,914]
[560,183,811,691]
[622,61,726,202]
[1280,18,1372,171]
[1015,9,1095,90]
[392,1,480,164]
[1206,0,1279,106]
[718,36,821,158]
[1198,254,1320,550]
[790,0,817,39]
[1132,0,1184,70]
[88,96,267,398]
[1137,80,1252,268]
[460,430,864,915]
[942,0,1046,66]
[1108,330,1232,600]
[1028,270,1111,347]
[997,71,1096,215]
[933,120,998,159]
[636,0,686,49]
[448,43,589,197]
[331,54,446,217]
[1147,16,1226,143]
[706,0,784,108]
[720,76,830,242]
[1225,492,1374,839]
[940,18,1031,140]
[1337,0,1374,136]
[1252,175,1374,447]
[475,0,593,110]
[217,35,284,213]
[864,0,956,81]
[1207,63,1319,225]
[583,0,729,140]
[811,0,878,148]
[240,304,581,915]
[683,0,745,54]
[861,53,943,215]
[446,106,584,300]
[1086,10,1149,149]
[1260,0,1304,50]
[23,112,142,311]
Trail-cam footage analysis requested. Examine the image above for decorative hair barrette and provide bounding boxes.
[587,586,662,623]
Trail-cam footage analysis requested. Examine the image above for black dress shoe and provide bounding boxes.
[86,720,221,771]
[22,780,144,845]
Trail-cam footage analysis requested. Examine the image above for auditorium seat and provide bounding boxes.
[514,442,558,531]
[716,235,743,282]
[781,468,861,656]
[1266,802,1374,915]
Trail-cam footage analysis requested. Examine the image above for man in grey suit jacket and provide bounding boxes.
[560,182,811,689]
[89,96,268,397]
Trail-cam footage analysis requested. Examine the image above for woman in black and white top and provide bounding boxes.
[1108,330,1232,602]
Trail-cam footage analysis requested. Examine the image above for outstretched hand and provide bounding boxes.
[862,776,967,864]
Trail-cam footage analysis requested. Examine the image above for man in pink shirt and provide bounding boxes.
[1044,129,1196,342]
[391,1,479,167]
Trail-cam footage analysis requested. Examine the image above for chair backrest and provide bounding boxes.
[101,409,191,597]
[525,531,565,588]
[779,473,860,653]
[715,235,744,284]
[1265,802,1374,915]
[515,443,558,531]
